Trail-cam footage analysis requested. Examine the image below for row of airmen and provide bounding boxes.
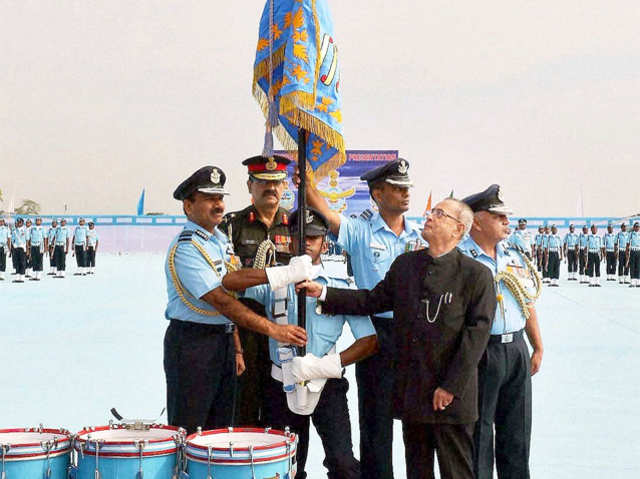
[509,220,640,287]
[0,217,99,282]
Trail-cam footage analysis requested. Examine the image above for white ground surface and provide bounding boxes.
[2,253,639,478]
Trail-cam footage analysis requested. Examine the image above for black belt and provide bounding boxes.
[169,318,235,334]
[489,329,524,344]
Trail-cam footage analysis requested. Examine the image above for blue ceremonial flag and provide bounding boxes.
[136,188,145,216]
[253,0,345,181]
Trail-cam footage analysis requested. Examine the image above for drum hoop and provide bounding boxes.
[0,428,71,450]
[185,450,295,466]
[75,424,181,447]
[76,448,177,459]
[185,427,297,453]
[0,449,70,462]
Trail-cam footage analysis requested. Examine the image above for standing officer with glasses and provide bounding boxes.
[164,165,313,434]
[299,198,496,479]
[458,184,544,479]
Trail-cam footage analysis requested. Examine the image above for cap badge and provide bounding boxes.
[266,157,277,171]
[306,211,314,224]
[398,160,408,175]
[210,168,221,184]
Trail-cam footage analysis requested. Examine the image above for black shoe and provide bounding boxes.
[12,280,24,283]
[29,277,38,281]
[74,272,82,276]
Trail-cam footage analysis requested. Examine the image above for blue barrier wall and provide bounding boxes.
[10,215,637,228]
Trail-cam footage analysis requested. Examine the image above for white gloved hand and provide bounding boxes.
[266,254,313,290]
[291,353,342,382]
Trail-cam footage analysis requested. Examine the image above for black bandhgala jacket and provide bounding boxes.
[321,247,496,424]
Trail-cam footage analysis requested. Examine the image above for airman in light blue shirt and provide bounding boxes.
[165,220,236,325]
[245,268,376,366]
[11,223,27,250]
[459,236,533,335]
[73,220,88,246]
[564,230,579,249]
[87,226,99,247]
[603,227,616,252]
[0,219,9,248]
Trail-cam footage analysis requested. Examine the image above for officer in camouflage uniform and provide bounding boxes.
[219,154,294,427]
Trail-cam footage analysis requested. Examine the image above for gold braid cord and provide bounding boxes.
[495,252,542,320]
[253,239,277,270]
[168,240,228,316]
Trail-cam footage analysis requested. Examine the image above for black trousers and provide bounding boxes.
[535,250,542,272]
[86,247,96,267]
[49,247,56,268]
[11,247,18,271]
[605,252,617,275]
[618,251,629,276]
[74,245,86,268]
[586,252,601,277]
[163,319,236,434]
[0,247,5,272]
[54,245,66,270]
[567,250,577,273]
[403,422,474,479]
[30,246,43,272]
[356,315,396,479]
[547,251,560,279]
[263,375,360,479]
[578,249,587,275]
[474,334,532,479]
[234,298,271,427]
[630,250,640,279]
[13,248,26,275]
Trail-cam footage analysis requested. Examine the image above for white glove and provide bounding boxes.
[291,353,342,382]
[266,254,313,290]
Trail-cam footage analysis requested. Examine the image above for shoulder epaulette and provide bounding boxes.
[469,248,478,258]
[359,209,373,221]
[178,230,194,243]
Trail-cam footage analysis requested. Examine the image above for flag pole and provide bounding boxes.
[297,128,307,356]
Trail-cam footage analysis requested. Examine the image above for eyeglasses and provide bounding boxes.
[428,208,462,224]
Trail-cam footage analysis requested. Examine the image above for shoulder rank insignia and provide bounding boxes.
[469,248,478,258]
[178,230,193,243]
[360,209,373,221]
[248,211,256,223]
[193,229,209,241]
[282,212,289,226]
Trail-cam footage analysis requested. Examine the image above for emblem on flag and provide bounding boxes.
[253,0,346,181]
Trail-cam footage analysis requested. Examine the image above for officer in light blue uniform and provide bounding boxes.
[72,218,89,275]
[11,218,28,282]
[459,184,544,479]
[578,225,589,283]
[508,219,532,259]
[0,218,10,280]
[602,223,617,281]
[627,222,640,287]
[245,208,376,479]
[53,218,70,278]
[47,219,58,275]
[301,158,426,479]
[164,165,310,435]
[616,223,630,283]
[86,221,99,274]
[563,224,579,280]
[586,224,603,286]
[28,217,46,281]
[545,225,563,286]
[533,226,544,272]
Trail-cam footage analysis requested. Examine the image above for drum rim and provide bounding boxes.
[185,427,297,453]
[75,424,182,446]
[0,427,72,449]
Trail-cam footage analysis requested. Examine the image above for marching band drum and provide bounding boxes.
[0,423,297,479]
[0,426,72,478]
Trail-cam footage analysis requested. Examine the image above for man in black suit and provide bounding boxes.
[299,198,496,479]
